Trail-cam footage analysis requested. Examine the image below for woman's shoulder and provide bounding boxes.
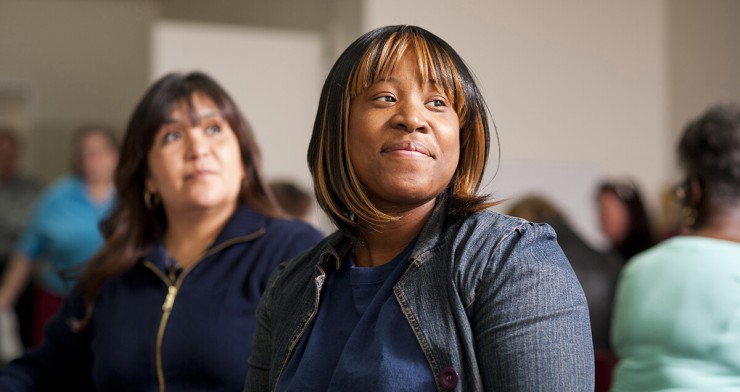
[34,176,79,202]
[624,235,740,276]
[25,176,82,217]
[455,209,556,246]
[439,209,567,282]
[263,216,324,240]
[234,204,324,246]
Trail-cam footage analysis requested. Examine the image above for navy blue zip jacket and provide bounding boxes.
[0,205,324,391]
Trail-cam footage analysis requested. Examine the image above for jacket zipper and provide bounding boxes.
[142,228,266,392]
[156,285,177,392]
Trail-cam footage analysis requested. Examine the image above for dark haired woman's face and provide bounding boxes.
[79,132,118,184]
[145,93,244,215]
[348,52,460,210]
[598,191,629,244]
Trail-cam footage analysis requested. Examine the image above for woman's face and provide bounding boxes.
[79,131,118,184]
[598,191,629,245]
[145,93,244,215]
[348,52,460,211]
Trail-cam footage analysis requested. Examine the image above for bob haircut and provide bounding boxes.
[72,72,280,327]
[308,25,497,235]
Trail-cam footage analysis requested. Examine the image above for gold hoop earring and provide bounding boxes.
[144,191,160,210]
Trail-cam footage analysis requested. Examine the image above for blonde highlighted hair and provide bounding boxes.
[308,25,498,235]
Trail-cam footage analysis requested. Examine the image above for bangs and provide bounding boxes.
[153,88,233,140]
[348,30,470,119]
[166,92,219,127]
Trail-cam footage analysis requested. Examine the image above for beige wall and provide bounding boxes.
[158,0,328,32]
[151,20,323,192]
[363,0,670,245]
[668,0,740,177]
[0,0,157,182]
[158,0,362,72]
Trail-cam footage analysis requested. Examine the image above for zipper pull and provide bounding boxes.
[162,285,178,311]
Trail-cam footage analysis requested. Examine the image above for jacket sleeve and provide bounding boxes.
[473,223,594,391]
[0,295,94,391]
[244,263,282,392]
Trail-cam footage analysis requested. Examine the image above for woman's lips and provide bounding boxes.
[381,141,433,158]
[185,169,215,180]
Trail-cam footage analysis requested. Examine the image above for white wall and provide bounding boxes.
[362,0,669,246]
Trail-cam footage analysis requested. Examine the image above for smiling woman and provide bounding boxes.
[346,52,461,227]
[247,25,594,391]
[0,72,324,391]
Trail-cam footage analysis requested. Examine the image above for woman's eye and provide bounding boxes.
[373,95,396,103]
[427,99,446,108]
[205,124,222,135]
[162,131,181,144]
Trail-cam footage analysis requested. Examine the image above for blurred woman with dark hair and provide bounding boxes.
[0,72,323,391]
[597,179,655,261]
[610,104,740,390]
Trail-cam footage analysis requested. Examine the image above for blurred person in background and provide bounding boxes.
[508,195,623,392]
[269,180,313,222]
[0,129,40,361]
[0,126,118,348]
[596,179,656,261]
[0,130,40,263]
[0,72,323,391]
[610,103,740,391]
[656,185,689,240]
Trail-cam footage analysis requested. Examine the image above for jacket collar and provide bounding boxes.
[409,192,450,265]
[144,204,267,269]
[316,193,451,272]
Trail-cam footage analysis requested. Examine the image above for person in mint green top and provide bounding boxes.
[610,103,740,391]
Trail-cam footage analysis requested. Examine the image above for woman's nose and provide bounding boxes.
[186,131,210,159]
[390,101,429,133]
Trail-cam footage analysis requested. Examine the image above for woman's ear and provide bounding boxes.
[145,176,157,194]
[686,176,703,207]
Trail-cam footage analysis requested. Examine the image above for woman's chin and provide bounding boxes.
[168,198,237,215]
[371,189,440,212]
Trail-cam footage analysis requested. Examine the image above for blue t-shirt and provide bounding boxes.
[16,176,114,295]
[278,240,436,391]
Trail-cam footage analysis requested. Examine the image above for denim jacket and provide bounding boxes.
[246,197,594,391]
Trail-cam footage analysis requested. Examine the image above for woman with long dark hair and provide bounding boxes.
[597,180,655,261]
[0,72,323,391]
